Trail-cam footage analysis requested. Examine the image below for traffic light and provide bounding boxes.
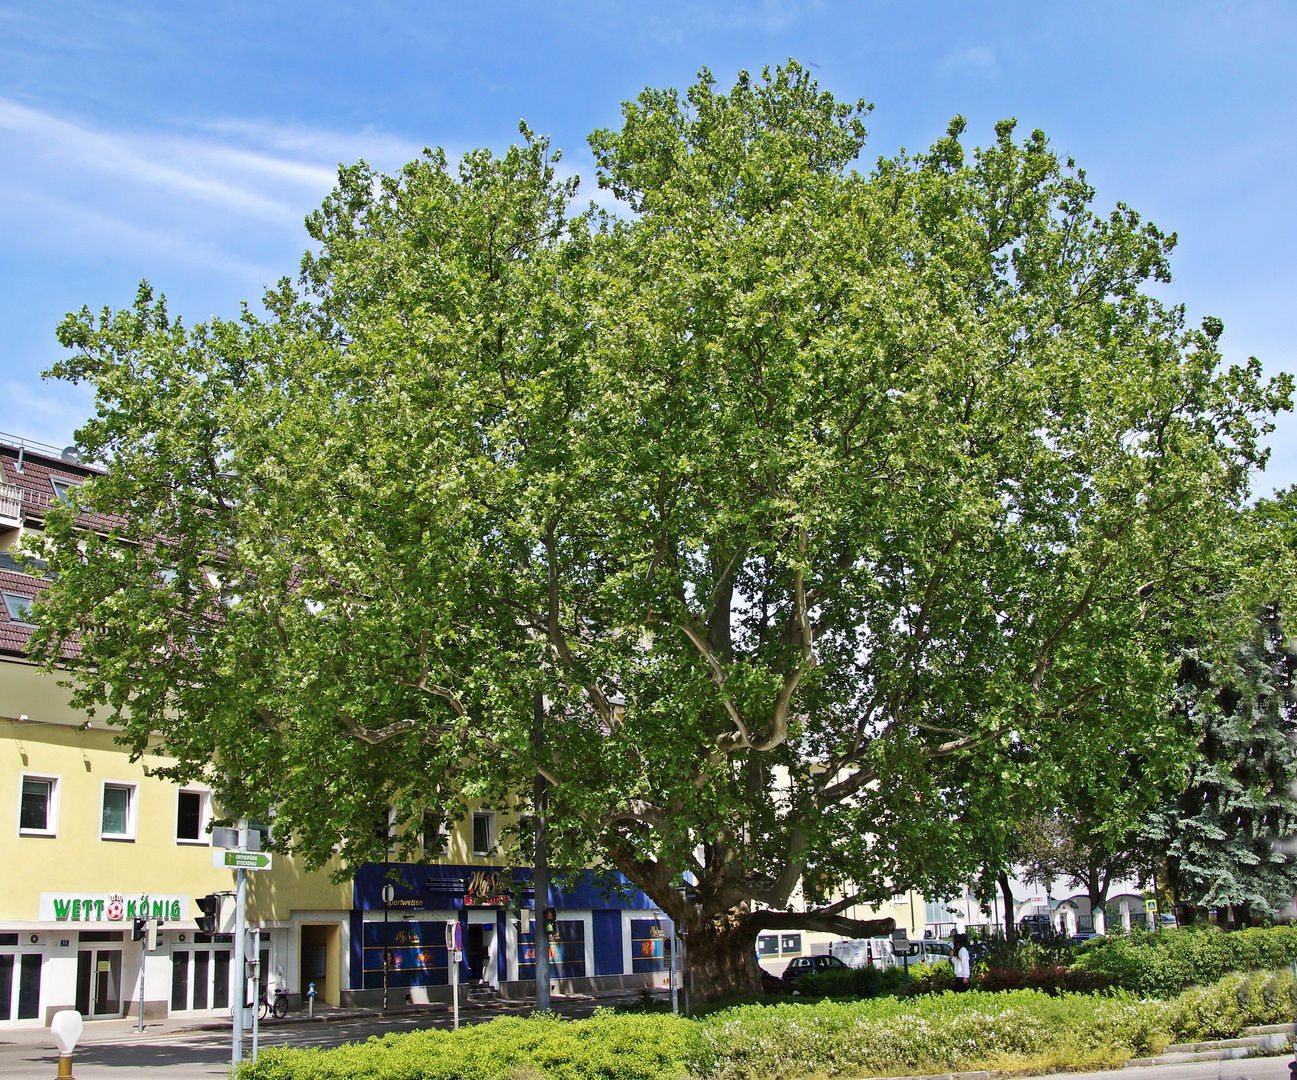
[543,906,557,936]
[146,919,160,951]
[132,917,147,941]
[196,893,221,934]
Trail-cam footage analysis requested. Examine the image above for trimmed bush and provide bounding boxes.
[1074,925,1297,997]
[235,969,1297,1080]
[236,1010,698,1080]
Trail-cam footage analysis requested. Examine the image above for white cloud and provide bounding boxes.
[0,99,431,267]
[0,99,319,225]
[940,45,1000,80]
[0,378,95,452]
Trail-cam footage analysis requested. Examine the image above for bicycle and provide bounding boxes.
[251,986,290,1019]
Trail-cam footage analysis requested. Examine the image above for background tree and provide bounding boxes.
[1145,597,1297,926]
[30,63,1293,998]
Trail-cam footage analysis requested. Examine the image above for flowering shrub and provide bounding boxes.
[235,968,1296,1080]
[1075,925,1297,997]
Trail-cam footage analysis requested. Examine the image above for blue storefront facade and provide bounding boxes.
[350,864,674,1000]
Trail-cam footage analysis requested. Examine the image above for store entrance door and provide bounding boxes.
[76,949,123,1016]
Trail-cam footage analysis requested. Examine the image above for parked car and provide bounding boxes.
[1017,914,1062,941]
[779,953,850,990]
[916,940,952,965]
[1069,931,1101,947]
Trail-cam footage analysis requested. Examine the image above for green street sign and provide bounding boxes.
[213,850,273,871]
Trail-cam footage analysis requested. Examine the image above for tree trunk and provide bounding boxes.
[998,872,1015,940]
[687,912,762,1001]
[1086,868,1106,936]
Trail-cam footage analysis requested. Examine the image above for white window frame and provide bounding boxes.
[49,477,80,503]
[471,811,497,857]
[17,772,59,837]
[99,780,139,841]
[2,591,35,625]
[175,787,212,845]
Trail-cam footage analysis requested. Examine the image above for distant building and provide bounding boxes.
[0,432,667,1027]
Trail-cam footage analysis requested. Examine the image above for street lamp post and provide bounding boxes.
[381,882,395,1011]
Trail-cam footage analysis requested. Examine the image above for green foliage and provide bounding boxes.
[1074,925,1297,996]
[235,1011,699,1080]
[235,971,1296,1080]
[1145,600,1297,919]
[1168,968,1296,1041]
[31,59,1296,995]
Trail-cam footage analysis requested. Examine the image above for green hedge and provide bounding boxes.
[236,969,1296,1080]
[236,1011,698,1080]
[1074,925,1297,997]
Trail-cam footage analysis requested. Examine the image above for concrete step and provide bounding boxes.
[1164,1035,1274,1053]
[1125,1032,1290,1068]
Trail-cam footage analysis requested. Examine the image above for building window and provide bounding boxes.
[176,790,210,844]
[49,477,79,503]
[780,933,802,955]
[100,782,136,840]
[422,810,445,858]
[756,934,780,956]
[2,592,34,625]
[373,807,392,858]
[18,775,57,835]
[471,812,496,856]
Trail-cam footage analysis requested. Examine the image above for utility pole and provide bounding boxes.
[232,818,248,1067]
[533,690,550,1013]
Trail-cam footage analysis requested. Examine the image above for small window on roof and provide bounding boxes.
[49,477,80,503]
[2,592,34,624]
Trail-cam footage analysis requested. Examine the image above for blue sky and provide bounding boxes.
[1,1,1294,492]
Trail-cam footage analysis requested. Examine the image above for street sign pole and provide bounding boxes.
[381,883,395,1011]
[232,818,247,1067]
[136,925,146,1032]
[670,924,678,1015]
[251,927,260,1063]
[533,690,550,1014]
[446,919,462,1030]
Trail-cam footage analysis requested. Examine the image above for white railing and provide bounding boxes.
[0,483,21,527]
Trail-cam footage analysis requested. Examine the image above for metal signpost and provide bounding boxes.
[892,927,919,986]
[210,820,273,1067]
[250,927,261,1063]
[232,820,247,1067]
[670,922,678,1015]
[381,883,395,1010]
[446,919,463,1029]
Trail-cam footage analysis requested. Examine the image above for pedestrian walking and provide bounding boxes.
[952,933,971,991]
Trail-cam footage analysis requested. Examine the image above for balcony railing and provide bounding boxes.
[0,483,22,529]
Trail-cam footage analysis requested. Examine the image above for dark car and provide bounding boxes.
[779,954,849,990]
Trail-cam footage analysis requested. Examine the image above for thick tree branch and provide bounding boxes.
[745,908,896,937]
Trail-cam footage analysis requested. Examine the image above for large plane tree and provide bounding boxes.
[30,64,1292,997]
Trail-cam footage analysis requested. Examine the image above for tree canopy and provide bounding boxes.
[30,63,1294,996]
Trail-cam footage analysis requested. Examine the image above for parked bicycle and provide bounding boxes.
[250,986,290,1019]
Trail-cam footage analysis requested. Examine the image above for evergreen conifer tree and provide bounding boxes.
[1147,605,1297,923]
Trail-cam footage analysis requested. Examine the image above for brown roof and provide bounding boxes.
[0,440,115,532]
[0,559,48,657]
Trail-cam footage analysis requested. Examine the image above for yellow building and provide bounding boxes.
[0,434,351,1027]
[1,433,670,1027]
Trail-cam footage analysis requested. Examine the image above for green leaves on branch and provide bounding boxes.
[29,63,1294,965]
